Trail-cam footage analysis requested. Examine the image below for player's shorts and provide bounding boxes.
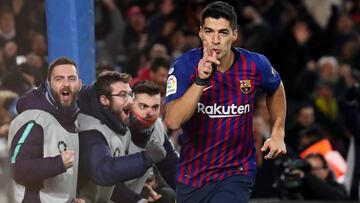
[176,174,255,203]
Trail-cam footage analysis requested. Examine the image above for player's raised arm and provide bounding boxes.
[164,42,219,130]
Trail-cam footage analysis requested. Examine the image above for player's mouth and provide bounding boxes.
[212,48,221,56]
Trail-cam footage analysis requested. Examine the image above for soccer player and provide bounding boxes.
[164,1,287,202]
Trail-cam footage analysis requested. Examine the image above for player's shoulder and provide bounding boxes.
[235,47,271,71]
[171,48,201,66]
[169,48,201,76]
[234,47,268,62]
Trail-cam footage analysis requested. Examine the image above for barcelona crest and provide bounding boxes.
[240,80,252,94]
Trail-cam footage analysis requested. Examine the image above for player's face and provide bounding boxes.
[49,64,82,108]
[132,93,161,122]
[103,81,134,125]
[199,17,238,60]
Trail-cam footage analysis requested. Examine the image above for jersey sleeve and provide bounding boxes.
[257,54,281,93]
[165,56,194,103]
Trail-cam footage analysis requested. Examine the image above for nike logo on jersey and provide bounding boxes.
[203,85,212,92]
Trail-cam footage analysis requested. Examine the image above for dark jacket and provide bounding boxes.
[77,84,178,202]
[8,85,78,202]
[77,85,152,190]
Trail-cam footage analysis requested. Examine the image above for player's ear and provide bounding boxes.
[232,29,238,42]
[198,26,204,41]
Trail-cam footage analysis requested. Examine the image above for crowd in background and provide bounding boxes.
[0,0,360,201]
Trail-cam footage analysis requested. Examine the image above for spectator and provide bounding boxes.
[0,90,17,138]
[131,56,170,97]
[312,80,349,155]
[286,103,317,152]
[0,8,16,48]
[289,153,347,200]
[242,5,271,53]
[123,5,148,76]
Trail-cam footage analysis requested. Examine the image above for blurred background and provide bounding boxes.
[0,0,359,202]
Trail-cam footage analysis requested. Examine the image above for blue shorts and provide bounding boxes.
[176,175,255,203]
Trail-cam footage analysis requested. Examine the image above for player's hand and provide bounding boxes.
[144,140,166,163]
[198,41,220,80]
[61,150,75,169]
[261,136,286,159]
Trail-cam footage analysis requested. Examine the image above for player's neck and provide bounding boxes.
[218,51,234,72]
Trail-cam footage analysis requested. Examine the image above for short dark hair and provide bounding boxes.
[132,80,160,96]
[200,1,237,30]
[305,153,328,169]
[95,71,132,98]
[150,57,170,73]
[47,57,78,81]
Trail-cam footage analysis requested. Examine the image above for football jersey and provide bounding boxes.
[166,47,281,188]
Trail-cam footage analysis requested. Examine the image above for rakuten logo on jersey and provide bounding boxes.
[197,102,250,118]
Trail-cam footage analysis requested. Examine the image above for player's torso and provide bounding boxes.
[184,48,260,143]
[177,49,258,185]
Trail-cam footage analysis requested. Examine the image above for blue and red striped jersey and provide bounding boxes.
[165,47,281,188]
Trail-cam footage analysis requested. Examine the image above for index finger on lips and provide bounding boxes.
[207,57,220,66]
[211,50,220,65]
[203,41,211,58]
